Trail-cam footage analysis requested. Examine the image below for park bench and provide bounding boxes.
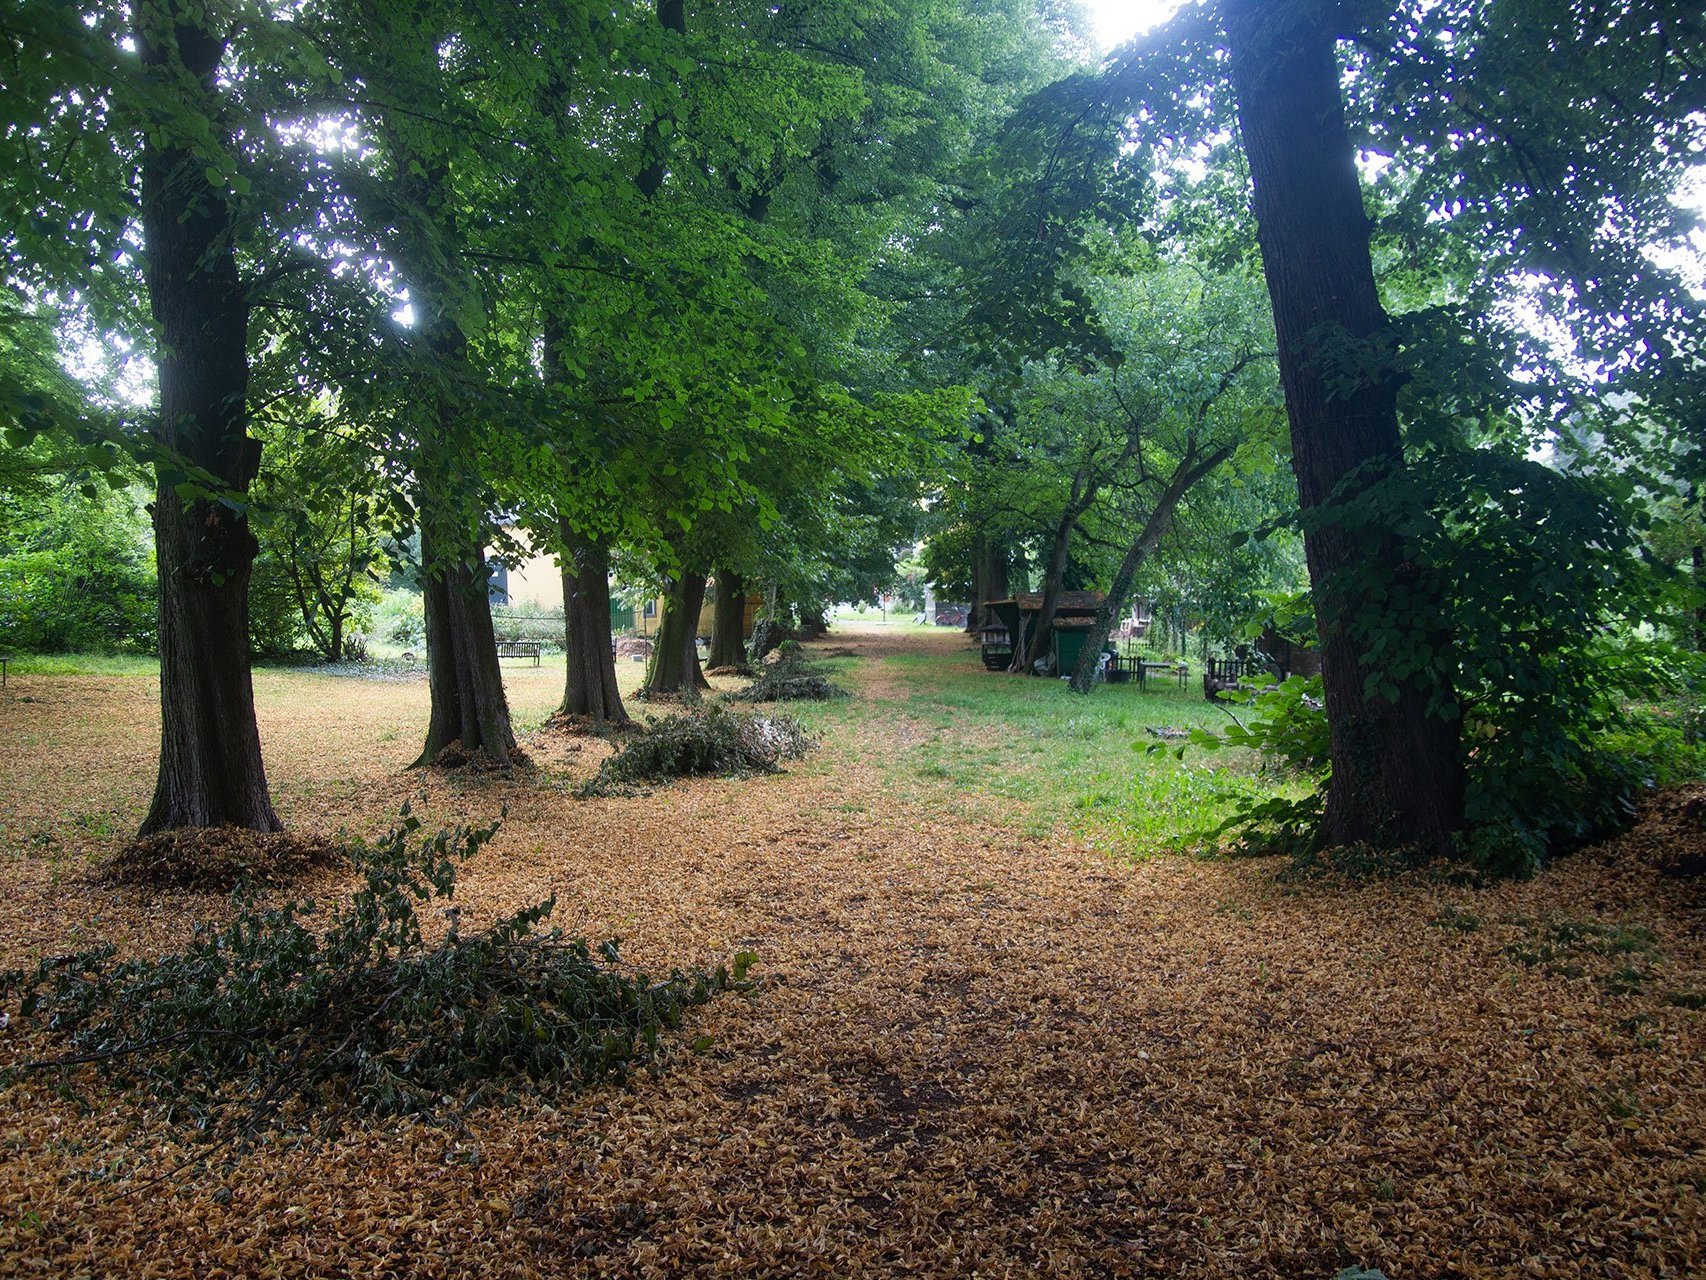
[496,640,541,666]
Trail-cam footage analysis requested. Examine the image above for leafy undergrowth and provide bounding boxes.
[4,810,751,1130]
[577,702,816,796]
[102,826,348,891]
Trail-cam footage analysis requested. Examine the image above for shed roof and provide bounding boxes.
[988,591,1106,616]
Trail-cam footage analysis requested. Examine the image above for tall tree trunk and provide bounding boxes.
[643,571,709,695]
[559,523,630,725]
[414,515,517,767]
[381,111,517,770]
[969,536,1010,635]
[709,569,750,671]
[1069,444,1234,694]
[137,4,280,836]
[967,535,988,635]
[1224,1,1462,854]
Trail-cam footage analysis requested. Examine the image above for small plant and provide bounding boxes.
[733,642,847,703]
[578,703,816,796]
[0,808,752,1129]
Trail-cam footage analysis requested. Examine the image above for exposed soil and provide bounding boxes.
[0,625,1701,1279]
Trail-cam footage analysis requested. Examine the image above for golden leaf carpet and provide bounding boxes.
[0,626,1701,1279]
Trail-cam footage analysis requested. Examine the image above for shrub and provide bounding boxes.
[0,483,156,654]
[373,587,426,648]
[732,642,847,702]
[0,810,752,1127]
[579,703,816,796]
[248,545,307,659]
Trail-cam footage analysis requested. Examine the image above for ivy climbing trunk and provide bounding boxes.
[559,523,630,725]
[137,3,280,837]
[709,570,750,671]
[1223,0,1462,854]
[643,571,709,696]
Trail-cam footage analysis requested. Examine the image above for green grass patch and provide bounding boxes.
[3,652,161,677]
[807,642,1298,858]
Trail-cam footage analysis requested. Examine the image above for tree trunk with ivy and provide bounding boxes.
[137,3,280,836]
[1224,0,1462,854]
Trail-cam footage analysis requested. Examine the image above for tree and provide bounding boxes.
[250,413,385,663]
[135,0,283,834]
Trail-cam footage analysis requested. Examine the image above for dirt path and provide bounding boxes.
[0,629,1702,1278]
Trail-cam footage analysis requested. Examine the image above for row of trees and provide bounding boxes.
[5,0,1074,831]
[5,0,1703,869]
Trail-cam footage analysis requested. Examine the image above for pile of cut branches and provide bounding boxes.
[732,642,846,703]
[2,809,751,1128]
[578,703,816,797]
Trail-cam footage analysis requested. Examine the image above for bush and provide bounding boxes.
[0,810,752,1127]
[0,483,156,654]
[732,642,847,702]
[1196,449,1701,877]
[248,545,307,659]
[579,703,816,796]
[373,588,426,648]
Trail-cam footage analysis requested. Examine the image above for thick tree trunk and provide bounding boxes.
[709,569,750,671]
[1069,445,1233,694]
[967,536,987,635]
[559,524,630,725]
[643,571,710,695]
[137,6,280,836]
[969,536,1010,635]
[414,516,517,767]
[1224,1,1462,854]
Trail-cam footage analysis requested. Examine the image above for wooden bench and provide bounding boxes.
[496,641,541,666]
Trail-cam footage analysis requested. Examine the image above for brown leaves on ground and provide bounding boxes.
[1615,785,1706,881]
[429,739,536,773]
[102,827,348,892]
[0,627,1702,1279]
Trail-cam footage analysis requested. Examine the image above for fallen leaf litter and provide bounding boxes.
[0,627,1701,1279]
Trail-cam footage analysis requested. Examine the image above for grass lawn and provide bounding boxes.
[0,622,1702,1279]
[795,637,1294,855]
